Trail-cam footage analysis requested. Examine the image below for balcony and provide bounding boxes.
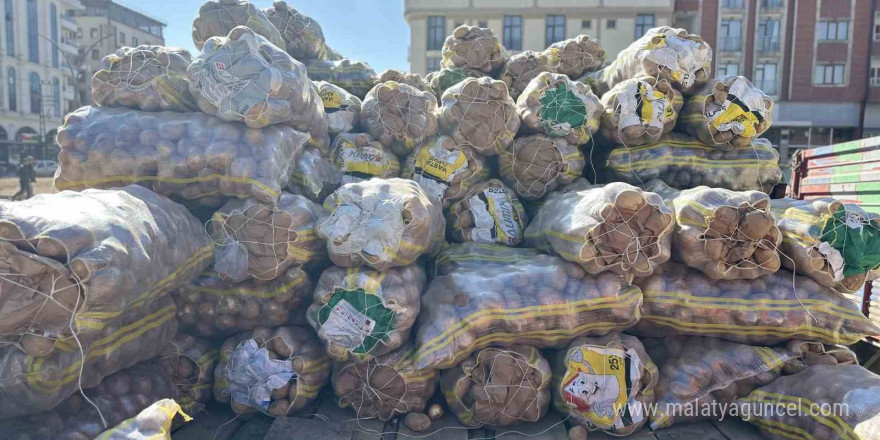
[61,14,78,31]
[757,36,780,53]
[59,37,78,55]
[755,79,777,95]
[719,37,742,52]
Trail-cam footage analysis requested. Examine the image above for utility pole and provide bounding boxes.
[39,32,114,109]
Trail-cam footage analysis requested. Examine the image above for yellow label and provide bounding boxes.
[561,346,637,429]
[337,139,389,177]
[321,90,343,110]
[710,101,759,138]
[415,143,468,181]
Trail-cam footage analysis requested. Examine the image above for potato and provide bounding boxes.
[446,179,528,246]
[405,413,432,432]
[191,0,284,51]
[543,35,605,78]
[91,45,196,112]
[441,345,551,427]
[499,133,584,200]
[441,25,506,74]
[153,334,217,414]
[361,82,438,156]
[516,72,603,147]
[569,425,588,440]
[598,76,682,147]
[678,76,773,151]
[497,51,555,100]
[304,58,377,100]
[438,77,519,156]
[265,1,332,60]
[376,69,432,93]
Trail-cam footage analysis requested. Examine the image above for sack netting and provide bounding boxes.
[441,25,507,74]
[360,81,439,156]
[191,0,285,51]
[678,75,773,150]
[401,135,489,207]
[517,72,603,147]
[598,75,683,147]
[499,133,585,200]
[446,179,528,246]
[91,45,197,112]
[439,76,520,156]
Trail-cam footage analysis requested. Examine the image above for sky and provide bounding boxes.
[132,0,410,72]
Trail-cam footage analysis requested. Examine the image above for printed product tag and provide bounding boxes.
[322,299,375,350]
[561,346,645,431]
[413,142,469,202]
[469,186,522,245]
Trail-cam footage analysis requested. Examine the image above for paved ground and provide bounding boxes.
[0,177,54,199]
[174,393,766,440]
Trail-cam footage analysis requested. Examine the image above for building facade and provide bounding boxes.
[0,0,82,169]
[74,0,165,106]
[676,0,879,177]
[405,0,674,75]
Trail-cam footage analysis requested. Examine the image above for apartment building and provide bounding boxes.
[404,0,674,75]
[0,0,82,168]
[676,0,880,176]
[74,0,165,105]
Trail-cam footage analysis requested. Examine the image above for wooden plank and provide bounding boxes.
[710,418,765,440]
[395,412,470,440]
[494,412,568,440]
[653,421,726,440]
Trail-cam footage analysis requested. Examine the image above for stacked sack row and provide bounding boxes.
[1,1,879,439]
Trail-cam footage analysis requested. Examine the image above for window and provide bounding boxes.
[607,19,616,29]
[761,0,784,8]
[546,15,565,46]
[52,78,60,117]
[90,28,97,39]
[4,0,13,56]
[814,64,845,85]
[27,0,38,63]
[119,32,125,45]
[871,66,880,86]
[720,19,742,51]
[132,36,138,46]
[7,68,15,111]
[581,20,591,29]
[758,19,780,51]
[635,15,655,38]
[817,20,849,41]
[91,49,99,60]
[478,21,487,28]
[503,16,522,50]
[427,16,446,51]
[426,57,441,73]
[754,63,777,94]
[51,4,59,68]
[722,0,745,8]
[717,63,739,77]
[29,72,40,115]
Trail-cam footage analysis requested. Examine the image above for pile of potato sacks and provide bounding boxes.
[3,1,880,439]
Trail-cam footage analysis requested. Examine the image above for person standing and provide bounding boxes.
[12,156,36,200]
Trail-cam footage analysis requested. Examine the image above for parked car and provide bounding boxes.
[33,160,57,177]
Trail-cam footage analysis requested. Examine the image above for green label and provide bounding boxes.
[318,288,394,354]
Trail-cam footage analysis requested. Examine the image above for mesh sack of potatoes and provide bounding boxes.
[446,179,528,246]
[173,267,312,338]
[0,294,178,418]
[415,244,643,369]
[307,264,425,362]
[153,333,218,415]
[210,192,327,282]
[499,134,585,200]
[191,0,284,51]
[1,363,179,440]
[604,132,782,193]
[550,333,659,436]
[498,50,556,101]
[214,326,330,417]
[187,26,330,150]
[288,145,342,203]
[525,181,674,279]
[587,26,712,96]
[401,136,489,207]
[426,67,483,101]
[330,132,400,184]
[304,58,377,99]
[361,81,439,156]
[54,106,308,207]
[658,185,783,280]
[441,25,506,74]
[332,341,437,421]
[95,398,187,440]
[376,69,433,93]
[315,81,361,136]
[91,45,197,112]
[265,0,335,61]
[738,365,880,440]
[632,262,880,345]
[542,35,606,79]
[643,336,793,430]
[778,340,859,376]
[439,77,520,156]
[771,198,880,294]
[517,72,603,147]
[598,75,683,147]
[678,76,773,150]
[441,345,551,427]
[317,178,446,270]
[0,186,211,358]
